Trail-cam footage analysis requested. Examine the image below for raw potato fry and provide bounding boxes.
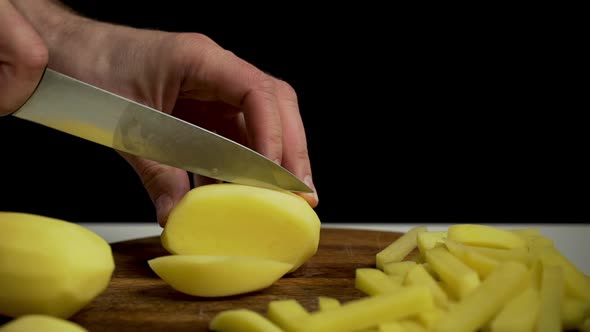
[0,315,88,332]
[404,264,449,309]
[466,245,533,265]
[425,246,480,300]
[209,309,283,332]
[293,286,434,332]
[417,231,447,255]
[377,321,405,332]
[267,299,309,331]
[488,286,540,332]
[376,226,427,269]
[536,264,564,332]
[562,297,590,330]
[318,297,341,311]
[383,261,417,278]
[536,247,590,300]
[433,261,529,332]
[400,320,427,332]
[356,268,402,295]
[511,228,542,239]
[444,239,499,280]
[448,224,526,249]
[415,308,445,330]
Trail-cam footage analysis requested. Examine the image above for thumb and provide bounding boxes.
[118,151,190,227]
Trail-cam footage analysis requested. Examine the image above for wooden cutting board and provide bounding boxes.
[14,228,415,331]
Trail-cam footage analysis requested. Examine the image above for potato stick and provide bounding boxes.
[383,261,417,278]
[562,297,590,330]
[538,247,590,300]
[376,226,427,269]
[377,321,406,332]
[488,286,540,332]
[404,264,450,309]
[294,286,433,332]
[448,224,526,249]
[536,264,564,332]
[209,309,283,332]
[425,246,480,300]
[355,268,401,296]
[267,299,309,332]
[318,296,341,311]
[433,261,529,332]
[445,239,499,280]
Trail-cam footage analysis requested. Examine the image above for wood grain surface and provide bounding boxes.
[1,228,411,331]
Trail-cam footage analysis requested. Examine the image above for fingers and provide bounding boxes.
[0,0,48,115]
[117,151,191,227]
[275,80,319,207]
[175,33,283,164]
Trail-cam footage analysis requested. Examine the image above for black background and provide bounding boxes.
[0,2,586,224]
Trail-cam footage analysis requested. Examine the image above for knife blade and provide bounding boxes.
[12,68,312,193]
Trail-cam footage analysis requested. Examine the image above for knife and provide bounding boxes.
[11,68,312,193]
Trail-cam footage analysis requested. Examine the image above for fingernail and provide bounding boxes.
[304,175,319,205]
[155,195,173,226]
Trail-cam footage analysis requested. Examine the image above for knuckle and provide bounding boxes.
[20,42,48,72]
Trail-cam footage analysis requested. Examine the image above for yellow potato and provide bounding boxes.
[267,299,309,331]
[433,261,529,332]
[0,212,114,318]
[293,286,433,332]
[400,320,427,332]
[377,321,405,332]
[148,255,292,297]
[404,264,449,309]
[536,246,590,300]
[161,184,321,272]
[355,268,401,296]
[536,264,564,332]
[444,239,499,280]
[417,231,447,255]
[376,226,427,270]
[209,309,282,332]
[0,315,88,332]
[318,297,341,311]
[488,286,540,332]
[383,261,417,278]
[562,297,590,330]
[448,224,526,249]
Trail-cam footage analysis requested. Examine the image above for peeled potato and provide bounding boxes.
[148,255,293,297]
[0,315,88,332]
[0,212,114,318]
[161,184,321,272]
[209,309,282,332]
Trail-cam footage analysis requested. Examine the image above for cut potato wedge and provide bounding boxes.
[424,246,480,300]
[148,255,292,297]
[267,299,309,331]
[376,226,427,270]
[161,184,321,272]
[318,297,341,311]
[0,315,88,332]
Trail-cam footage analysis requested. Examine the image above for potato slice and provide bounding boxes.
[488,286,540,332]
[356,268,402,295]
[377,321,405,332]
[433,261,529,332]
[293,286,434,332]
[0,315,88,332]
[448,224,526,249]
[0,212,114,318]
[376,226,427,270]
[536,264,564,332]
[161,184,321,272]
[148,255,292,297]
[425,246,480,300]
[267,299,309,331]
[209,309,282,332]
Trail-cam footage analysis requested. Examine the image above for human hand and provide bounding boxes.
[11,0,318,226]
[0,0,48,116]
